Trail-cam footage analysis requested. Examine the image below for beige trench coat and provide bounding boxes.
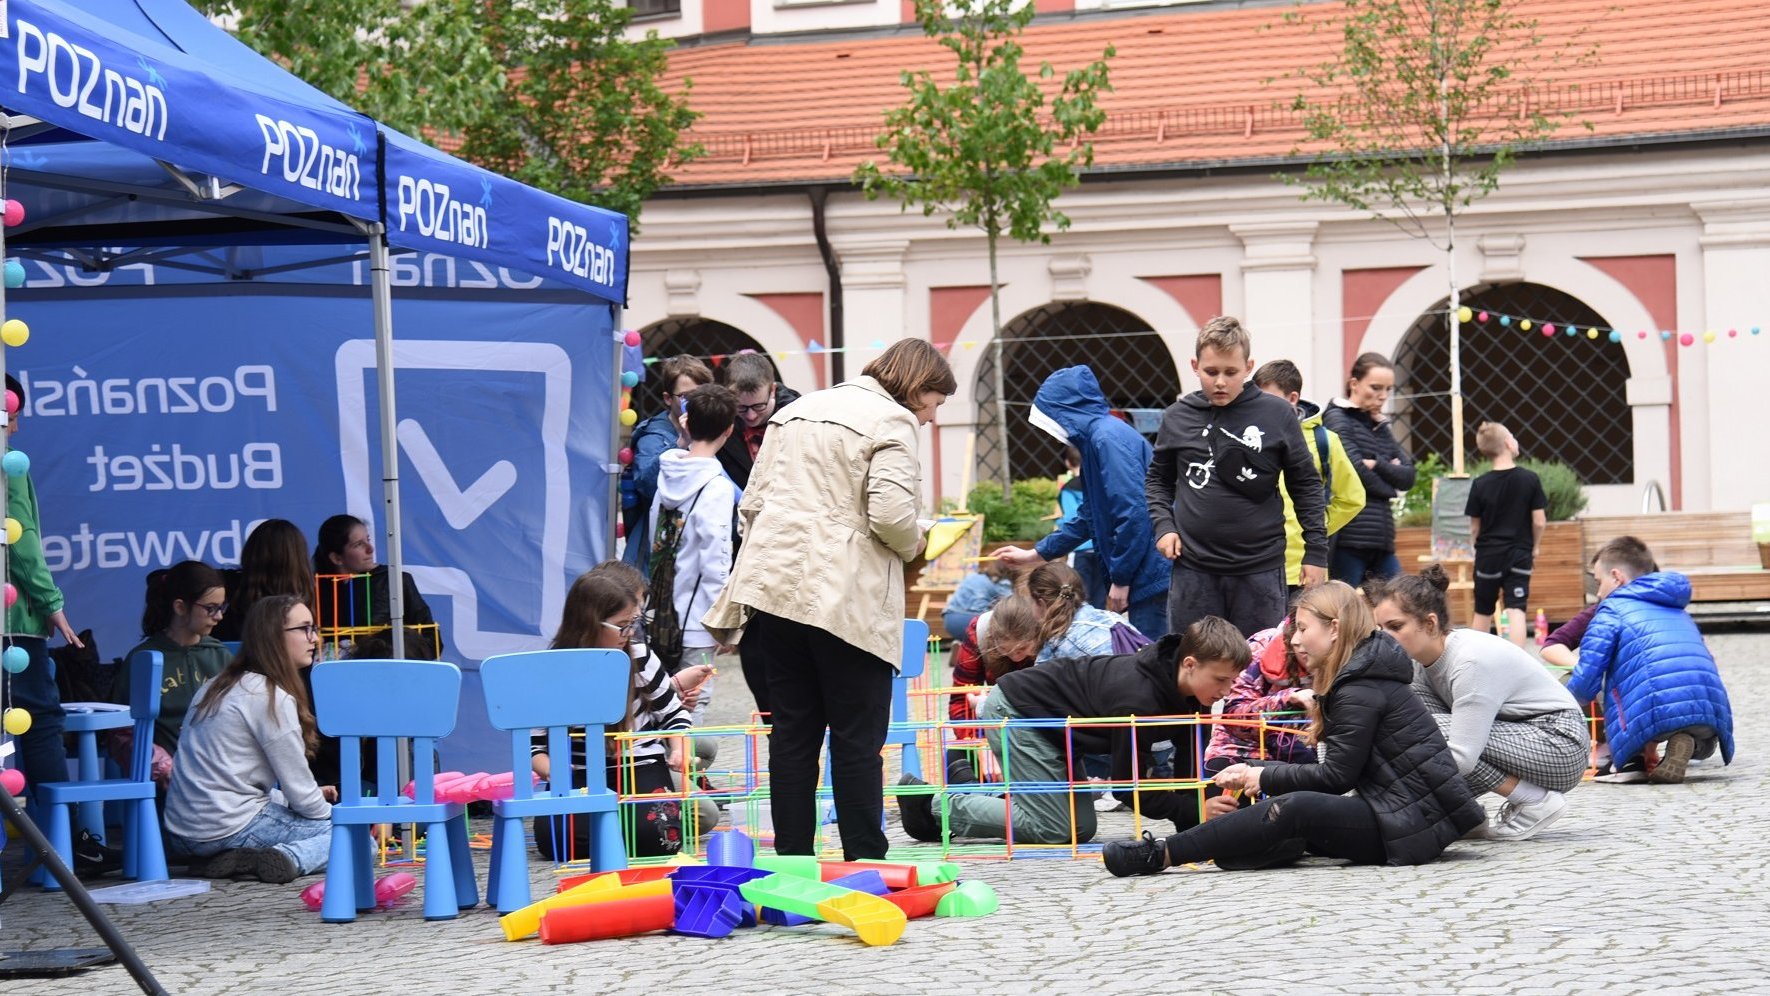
[702,375,923,669]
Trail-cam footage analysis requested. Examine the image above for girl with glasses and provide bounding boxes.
[529,570,697,861]
[311,514,442,656]
[164,595,333,884]
[108,560,233,784]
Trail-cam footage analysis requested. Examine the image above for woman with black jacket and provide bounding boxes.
[1321,353,1416,584]
[1103,582,1484,876]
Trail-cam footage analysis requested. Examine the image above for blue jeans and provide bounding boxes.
[1330,546,1402,586]
[941,610,980,649]
[4,636,66,806]
[1127,592,1170,641]
[169,801,333,876]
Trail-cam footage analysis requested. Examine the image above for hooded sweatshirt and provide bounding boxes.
[1028,367,1169,604]
[650,449,737,649]
[1145,381,1328,575]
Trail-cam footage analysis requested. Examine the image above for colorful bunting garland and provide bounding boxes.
[1454,306,1762,347]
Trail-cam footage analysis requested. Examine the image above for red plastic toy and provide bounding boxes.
[539,893,675,944]
[820,860,917,891]
[881,881,957,919]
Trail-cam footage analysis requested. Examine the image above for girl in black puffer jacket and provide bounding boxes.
[1322,353,1415,584]
[1104,581,1484,876]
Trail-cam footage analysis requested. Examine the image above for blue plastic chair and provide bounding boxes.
[37,651,168,891]
[888,620,931,779]
[310,659,476,923]
[479,648,630,913]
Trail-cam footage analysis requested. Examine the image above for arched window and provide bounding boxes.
[633,318,774,421]
[1392,283,1632,485]
[975,302,1180,485]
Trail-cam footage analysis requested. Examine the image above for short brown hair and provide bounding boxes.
[1196,316,1251,361]
[1592,536,1658,581]
[1253,359,1303,397]
[862,338,957,406]
[684,384,738,442]
[1177,615,1251,669]
[1475,422,1512,458]
[657,355,713,396]
[725,353,777,396]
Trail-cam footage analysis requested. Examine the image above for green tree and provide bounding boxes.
[201,0,699,225]
[856,0,1113,486]
[1274,0,1592,473]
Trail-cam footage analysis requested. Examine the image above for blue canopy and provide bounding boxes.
[0,0,629,303]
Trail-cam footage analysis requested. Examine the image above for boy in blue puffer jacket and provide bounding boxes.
[1569,536,1734,784]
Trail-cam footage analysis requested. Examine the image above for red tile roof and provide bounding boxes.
[659,0,1770,188]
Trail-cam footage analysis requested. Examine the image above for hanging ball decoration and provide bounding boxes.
[4,517,18,544]
[1679,333,1695,347]
[1753,327,1762,336]
[1,645,24,673]
[615,521,625,540]
[2,582,14,606]
[3,260,24,289]
[620,370,639,389]
[1609,330,1623,343]
[1477,311,1489,323]
[2,450,28,477]
[1703,330,1717,344]
[1499,315,1512,328]
[619,408,637,427]
[3,390,14,415]
[2,707,30,736]
[618,447,633,466]
[0,767,24,796]
[1588,329,1600,340]
[0,319,28,348]
[1520,319,1533,332]
[1728,329,1738,339]
[1637,331,1649,339]
[1661,331,1673,341]
[1565,326,1578,337]
[2,200,24,227]
[623,331,641,348]
[1544,324,1557,335]
[1456,306,1473,324]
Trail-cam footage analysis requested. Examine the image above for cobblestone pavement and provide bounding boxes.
[4,635,1766,995]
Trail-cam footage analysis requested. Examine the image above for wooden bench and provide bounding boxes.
[1580,511,1770,603]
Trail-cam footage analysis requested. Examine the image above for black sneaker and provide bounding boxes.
[1593,757,1648,784]
[896,775,941,842]
[1102,831,1168,877]
[1214,837,1308,871]
[73,829,124,877]
[197,847,300,884]
[944,749,978,786]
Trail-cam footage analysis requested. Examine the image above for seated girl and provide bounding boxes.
[529,572,703,861]
[109,561,233,784]
[942,558,1016,650]
[947,595,1043,729]
[214,519,312,644]
[901,617,1245,846]
[163,595,333,884]
[1025,561,1135,663]
[1103,583,1485,876]
[1202,618,1316,801]
[312,514,441,655]
[1367,566,1589,842]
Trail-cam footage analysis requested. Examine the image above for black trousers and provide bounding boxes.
[746,611,893,861]
[1163,790,1386,867]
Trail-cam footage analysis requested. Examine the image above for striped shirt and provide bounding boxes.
[530,650,694,777]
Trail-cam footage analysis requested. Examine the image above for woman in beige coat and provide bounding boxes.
[705,338,954,860]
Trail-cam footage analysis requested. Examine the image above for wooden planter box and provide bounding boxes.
[1396,520,1586,627]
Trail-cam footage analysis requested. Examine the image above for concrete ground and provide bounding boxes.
[3,633,1765,995]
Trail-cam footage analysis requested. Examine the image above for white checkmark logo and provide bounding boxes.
[396,418,517,529]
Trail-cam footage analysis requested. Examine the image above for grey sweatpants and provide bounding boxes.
[944,687,1098,845]
[1417,686,1589,794]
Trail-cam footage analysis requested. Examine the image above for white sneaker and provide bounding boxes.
[1483,791,1568,841]
[1089,778,1125,813]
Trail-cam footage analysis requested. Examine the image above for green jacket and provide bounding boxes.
[112,633,234,753]
[6,471,64,637]
[1282,404,1368,586]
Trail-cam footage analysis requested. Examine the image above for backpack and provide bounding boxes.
[647,487,706,674]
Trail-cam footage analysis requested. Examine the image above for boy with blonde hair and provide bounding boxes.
[1465,422,1546,646]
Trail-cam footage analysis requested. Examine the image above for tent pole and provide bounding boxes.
[368,226,406,660]
[609,307,625,561]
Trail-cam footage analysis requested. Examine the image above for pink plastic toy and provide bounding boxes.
[300,872,417,912]
[401,770,532,804]
[0,768,25,796]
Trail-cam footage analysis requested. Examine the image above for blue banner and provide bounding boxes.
[381,132,629,305]
[1,0,379,222]
[9,269,616,672]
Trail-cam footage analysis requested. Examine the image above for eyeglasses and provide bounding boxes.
[735,402,771,416]
[601,619,638,636]
[285,624,320,639]
[194,601,228,618]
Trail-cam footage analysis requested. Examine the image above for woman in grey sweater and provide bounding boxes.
[164,595,333,883]
[1367,567,1588,844]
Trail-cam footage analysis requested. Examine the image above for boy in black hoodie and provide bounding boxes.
[1145,318,1329,637]
[897,617,1247,845]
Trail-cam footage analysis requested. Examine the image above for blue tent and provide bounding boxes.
[0,0,631,658]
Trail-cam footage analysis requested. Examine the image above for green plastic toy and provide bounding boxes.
[751,855,823,880]
[934,880,998,918]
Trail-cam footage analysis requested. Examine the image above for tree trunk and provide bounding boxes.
[989,226,1009,488]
